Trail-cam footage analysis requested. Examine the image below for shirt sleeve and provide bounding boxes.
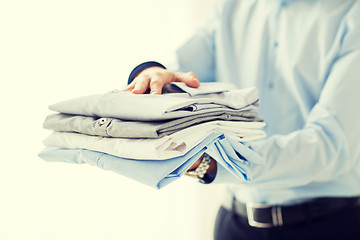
[211,6,360,188]
[166,1,227,83]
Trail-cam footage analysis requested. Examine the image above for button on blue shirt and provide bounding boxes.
[170,0,360,204]
[280,1,287,8]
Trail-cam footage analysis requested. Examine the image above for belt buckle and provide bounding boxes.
[245,202,283,228]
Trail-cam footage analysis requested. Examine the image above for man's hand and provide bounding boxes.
[123,67,200,95]
[123,66,216,177]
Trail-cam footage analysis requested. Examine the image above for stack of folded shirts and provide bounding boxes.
[39,82,266,189]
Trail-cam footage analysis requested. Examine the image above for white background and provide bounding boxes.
[0,1,229,240]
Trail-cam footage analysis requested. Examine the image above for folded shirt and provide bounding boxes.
[38,132,264,189]
[48,83,260,121]
[43,110,262,139]
[43,121,266,160]
[40,83,266,189]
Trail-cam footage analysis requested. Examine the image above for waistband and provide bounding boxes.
[222,195,360,228]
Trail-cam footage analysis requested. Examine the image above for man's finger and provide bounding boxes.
[132,77,150,94]
[174,72,200,88]
[149,75,165,94]
[122,81,136,91]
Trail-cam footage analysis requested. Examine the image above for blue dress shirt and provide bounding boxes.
[168,0,360,204]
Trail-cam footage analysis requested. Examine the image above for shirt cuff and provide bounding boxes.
[128,61,167,84]
[202,170,216,184]
[210,162,241,184]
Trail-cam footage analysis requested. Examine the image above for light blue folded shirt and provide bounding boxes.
[38,132,264,189]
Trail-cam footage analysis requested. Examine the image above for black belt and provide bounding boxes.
[223,196,360,228]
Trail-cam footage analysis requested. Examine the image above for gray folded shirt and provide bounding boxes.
[43,111,262,139]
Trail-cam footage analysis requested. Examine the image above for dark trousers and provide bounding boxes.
[214,205,360,240]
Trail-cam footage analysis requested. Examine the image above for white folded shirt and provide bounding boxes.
[48,83,260,121]
[43,121,266,160]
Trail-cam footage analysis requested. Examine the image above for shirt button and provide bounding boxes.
[281,1,287,7]
[273,41,279,48]
[268,82,274,89]
[98,118,107,125]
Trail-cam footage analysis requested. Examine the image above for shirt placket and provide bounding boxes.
[259,0,287,134]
